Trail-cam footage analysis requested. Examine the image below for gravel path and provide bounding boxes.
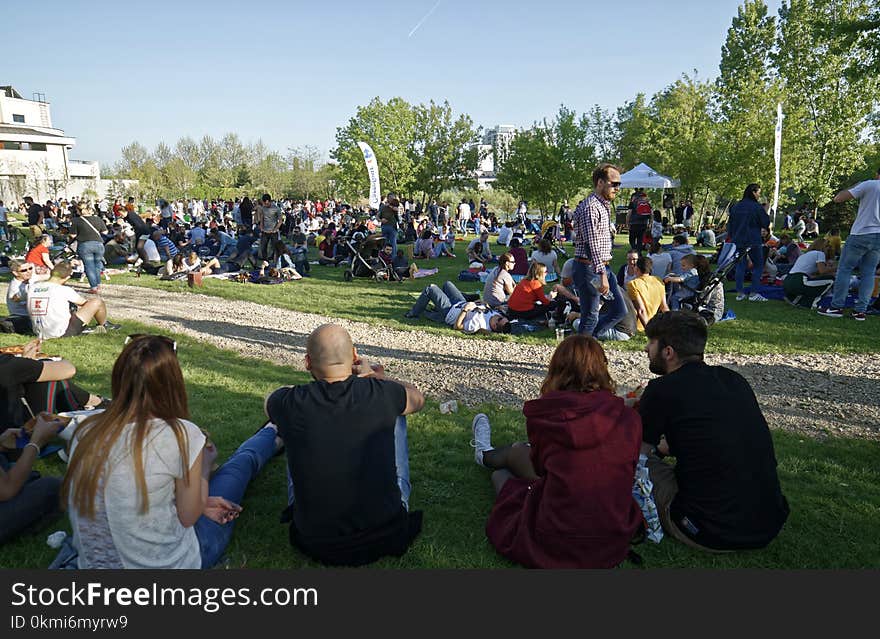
[90,283,880,441]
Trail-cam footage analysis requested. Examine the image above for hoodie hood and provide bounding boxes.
[523,389,633,451]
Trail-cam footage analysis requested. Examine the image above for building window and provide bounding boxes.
[0,141,22,150]
[23,143,47,151]
[12,114,25,123]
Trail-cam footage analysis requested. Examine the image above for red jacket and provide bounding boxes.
[486,389,643,568]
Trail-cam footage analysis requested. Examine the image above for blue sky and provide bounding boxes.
[6,0,781,167]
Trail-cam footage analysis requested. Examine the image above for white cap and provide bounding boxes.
[572,318,580,331]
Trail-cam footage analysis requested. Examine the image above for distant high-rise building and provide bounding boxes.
[475,124,517,189]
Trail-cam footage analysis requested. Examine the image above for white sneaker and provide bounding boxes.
[470,413,493,467]
[736,293,748,301]
[749,293,768,302]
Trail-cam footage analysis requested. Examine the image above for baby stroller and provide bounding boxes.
[680,248,748,323]
[342,232,398,282]
[540,220,569,258]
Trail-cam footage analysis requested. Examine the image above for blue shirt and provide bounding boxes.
[727,199,769,247]
[155,235,178,259]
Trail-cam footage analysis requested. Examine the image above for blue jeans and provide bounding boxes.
[381,223,397,257]
[571,261,623,336]
[734,245,764,295]
[77,241,105,289]
[408,281,465,323]
[595,327,631,341]
[287,416,411,509]
[195,426,277,568]
[830,232,880,312]
[473,219,481,236]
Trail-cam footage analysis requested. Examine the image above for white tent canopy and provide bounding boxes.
[618,162,680,189]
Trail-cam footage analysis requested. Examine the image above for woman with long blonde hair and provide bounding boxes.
[470,334,643,568]
[63,335,281,568]
[505,261,559,321]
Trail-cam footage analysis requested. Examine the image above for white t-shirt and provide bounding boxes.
[143,239,161,262]
[530,249,557,272]
[6,278,29,316]
[497,225,512,246]
[648,252,673,278]
[848,179,880,236]
[444,302,497,333]
[458,203,471,220]
[27,281,83,339]
[0,205,8,222]
[69,418,205,569]
[790,250,826,277]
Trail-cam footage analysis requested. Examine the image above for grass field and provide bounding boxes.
[2,324,878,569]
[95,237,880,355]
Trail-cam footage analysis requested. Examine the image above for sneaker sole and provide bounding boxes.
[817,312,843,318]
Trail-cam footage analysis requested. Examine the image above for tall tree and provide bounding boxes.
[614,94,656,170]
[715,0,784,201]
[332,97,417,200]
[495,106,596,215]
[411,100,480,203]
[775,0,878,207]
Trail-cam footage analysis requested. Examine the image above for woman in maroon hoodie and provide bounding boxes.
[471,335,643,568]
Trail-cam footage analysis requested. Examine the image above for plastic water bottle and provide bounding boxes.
[555,327,565,343]
[548,318,556,330]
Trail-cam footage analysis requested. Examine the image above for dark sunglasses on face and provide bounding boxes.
[607,181,622,188]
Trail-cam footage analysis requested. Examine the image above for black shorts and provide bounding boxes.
[62,312,85,337]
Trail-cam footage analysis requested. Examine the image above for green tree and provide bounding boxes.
[411,100,480,203]
[775,0,878,208]
[715,0,784,201]
[649,73,718,200]
[332,97,417,200]
[495,106,596,216]
[614,93,656,170]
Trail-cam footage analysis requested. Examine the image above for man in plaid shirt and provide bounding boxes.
[572,164,626,336]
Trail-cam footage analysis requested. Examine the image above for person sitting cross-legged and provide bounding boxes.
[470,334,643,568]
[27,261,120,338]
[267,324,425,566]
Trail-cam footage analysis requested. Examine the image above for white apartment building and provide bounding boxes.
[475,124,517,189]
[0,85,136,205]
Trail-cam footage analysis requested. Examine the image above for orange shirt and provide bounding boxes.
[508,278,551,312]
[26,244,49,267]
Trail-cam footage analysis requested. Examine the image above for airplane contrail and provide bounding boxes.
[408,0,443,38]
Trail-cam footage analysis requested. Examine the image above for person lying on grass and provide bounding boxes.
[63,334,283,568]
[470,334,643,568]
[405,281,511,334]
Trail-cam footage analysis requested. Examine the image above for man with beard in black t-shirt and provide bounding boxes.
[266,324,425,566]
[636,311,789,552]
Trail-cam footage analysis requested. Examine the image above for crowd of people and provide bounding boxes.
[1,314,790,569]
[1,161,876,569]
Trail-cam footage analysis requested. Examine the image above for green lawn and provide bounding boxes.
[98,237,880,355]
[2,324,878,569]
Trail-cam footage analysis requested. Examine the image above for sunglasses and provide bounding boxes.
[607,181,622,188]
[124,334,177,352]
[16,266,34,273]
